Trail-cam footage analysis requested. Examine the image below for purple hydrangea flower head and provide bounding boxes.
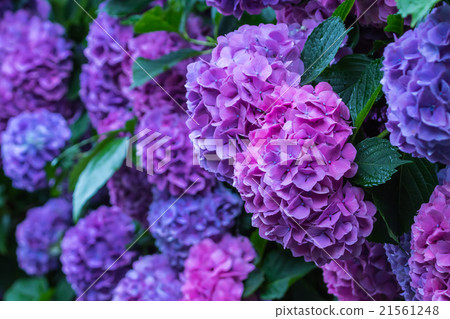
[181,234,256,300]
[138,109,216,196]
[206,0,301,19]
[186,23,304,182]
[233,83,375,265]
[1,110,71,191]
[382,4,450,165]
[409,183,450,301]
[61,206,137,301]
[384,233,417,301]
[276,1,335,48]
[16,198,72,275]
[0,0,50,18]
[352,0,399,28]
[80,8,134,133]
[322,241,402,300]
[124,15,209,120]
[148,185,242,269]
[276,1,351,64]
[112,254,182,301]
[107,165,153,226]
[0,10,74,136]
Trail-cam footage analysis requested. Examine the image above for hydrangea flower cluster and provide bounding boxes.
[276,1,351,63]
[138,109,216,197]
[0,0,50,18]
[233,83,375,265]
[113,255,182,301]
[206,0,301,19]
[181,234,256,301]
[381,4,450,165]
[80,9,133,134]
[1,110,71,191]
[0,9,74,136]
[61,206,136,301]
[384,233,417,301]
[409,183,450,301]
[148,185,242,269]
[186,23,304,182]
[16,198,72,275]
[124,15,208,120]
[322,241,402,300]
[107,166,153,225]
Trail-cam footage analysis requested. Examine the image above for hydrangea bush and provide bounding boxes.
[1,0,448,303]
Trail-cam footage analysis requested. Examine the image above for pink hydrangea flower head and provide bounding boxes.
[181,234,256,300]
[186,23,304,182]
[409,183,450,301]
[233,83,375,265]
[322,241,402,300]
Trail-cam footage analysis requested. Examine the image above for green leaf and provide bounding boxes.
[132,48,204,88]
[73,137,128,221]
[0,213,11,255]
[4,277,52,301]
[332,0,355,21]
[384,14,404,35]
[396,0,441,27]
[243,269,265,298]
[102,0,150,18]
[250,230,267,265]
[300,17,348,85]
[314,54,371,102]
[347,59,383,126]
[53,278,75,301]
[370,155,438,238]
[70,112,90,143]
[179,0,198,34]
[259,250,315,300]
[353,138,411,187]
[134,5,182,34]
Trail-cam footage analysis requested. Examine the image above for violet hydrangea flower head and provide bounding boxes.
[381,4,450,165]
[113,254,182,301]
[107,165,153,226]
[0,9,74,136]
[80,8,134,133]
[16,198,72,275]
[233,83,375,265]
[138,109,216,197]
[124,15,210,120]
[384,233,417,301]
[409,183,450,301]
[206,0,301,19]
[322,241,402,300]
[1,110,71,191]
[60,206,137,301]
[181,234,256,301]
[0,0,50,18]
[186,23,304,182]
[148,185,242,269]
